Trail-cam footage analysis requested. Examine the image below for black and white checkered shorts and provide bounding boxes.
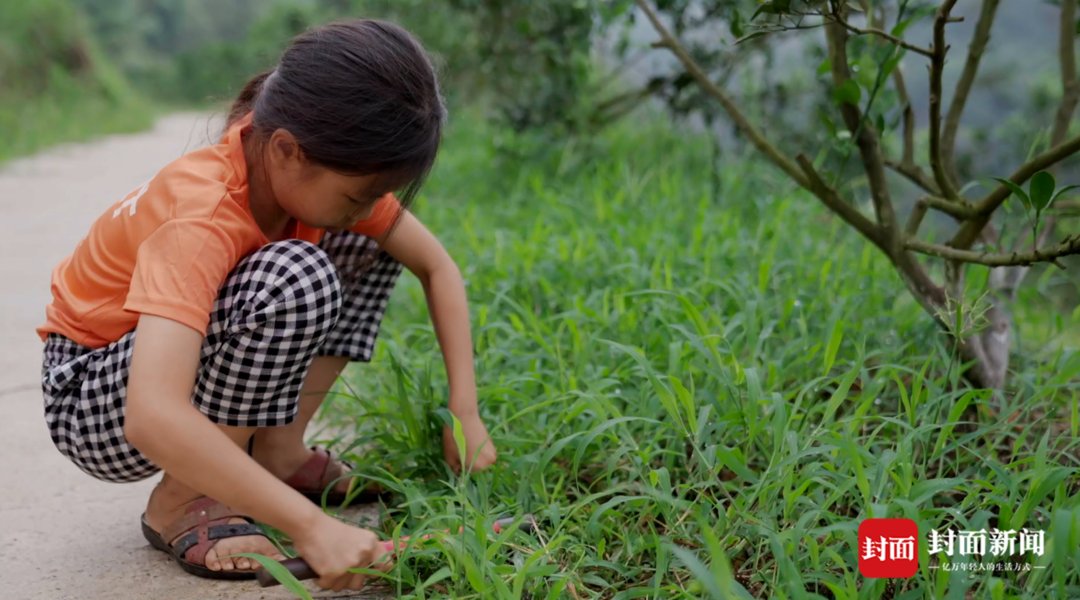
[40,232,403,483]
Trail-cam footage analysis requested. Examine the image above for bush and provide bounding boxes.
[0,0,152,162]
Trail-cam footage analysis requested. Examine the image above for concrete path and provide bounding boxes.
[0,114,386,599]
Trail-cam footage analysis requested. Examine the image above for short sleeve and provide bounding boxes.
[124,220,237,335]
[349,194,402,239]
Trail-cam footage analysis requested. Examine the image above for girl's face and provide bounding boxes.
[263,129,389,232]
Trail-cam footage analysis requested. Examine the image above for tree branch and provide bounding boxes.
[1052,200,1080,214]
[795,154,885,248]
[635,0,810,188]
[926,195,974,218]
[824,4,899,244]
[824,13,933,57]
[907,234,1080,267]
[941,0,1000,183]
[949,132,1080,247]
[904,195,973,237]
[905,198,930,238]
[590,78,671,127]
[1052,0,1079,146]
[887,55,958,202]
[891,64,918,168]
[885,159,942,195]
[929,0,962,200]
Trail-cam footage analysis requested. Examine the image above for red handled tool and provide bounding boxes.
[256,514,537,587]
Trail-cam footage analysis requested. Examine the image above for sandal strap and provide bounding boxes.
[173,521,265,566]
[283,447,329,490]
[160,496,249,545]
[283,446,342,491]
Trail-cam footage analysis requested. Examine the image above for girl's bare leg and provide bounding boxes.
[248,356,351,491]
[141,356,351,573]
[141,422,286,573]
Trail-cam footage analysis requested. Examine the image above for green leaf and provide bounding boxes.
[1050,508,1072,597]
[833,79,861,107]
[669,545,731,599]
[823,318,844,374]
[697,515,755,599]
[751,3,773,20]
[451,413,467,470]
[735,30,770,45]
[821,367,860,425]
[1012,467,1071,530]
[1050,183,1080,208]
[882,50,906,79]
[752,1,786,20]
[1029,170,1056,211]
[729,10,744,39]
[933,390,978,458]
[891,17,915,39]
[234,554,314,600]
[423,566,453,588]
[993,177,1032,211]
[989,577,1006,600]
[818,108,838,137]
[716,445,759,483]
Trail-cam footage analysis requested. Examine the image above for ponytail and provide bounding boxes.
[226,69,273,129]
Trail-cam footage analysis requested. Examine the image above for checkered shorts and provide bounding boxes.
[40,232,403,483]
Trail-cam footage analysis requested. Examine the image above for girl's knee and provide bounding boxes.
[234,239,343,323]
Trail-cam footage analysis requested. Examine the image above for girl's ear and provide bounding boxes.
[267,128,306,169]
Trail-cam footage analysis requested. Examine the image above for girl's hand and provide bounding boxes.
[378,214,495,473]
[291,513,393,592]
[442,410,497,473]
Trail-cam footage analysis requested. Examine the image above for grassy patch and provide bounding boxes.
[307,110,1079,598]
[0,0,154,164]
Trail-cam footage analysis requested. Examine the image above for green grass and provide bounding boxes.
[277,110,1080,599]
[0,0,155,164]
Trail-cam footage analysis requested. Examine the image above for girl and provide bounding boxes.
[36,19,496,592]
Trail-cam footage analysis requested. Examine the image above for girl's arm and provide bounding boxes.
[125,315,321,528]
[379,211,497,472]
[124,314,388,586]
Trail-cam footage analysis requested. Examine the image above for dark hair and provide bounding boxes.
[227,19,446,218]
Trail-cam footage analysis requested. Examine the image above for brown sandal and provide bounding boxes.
[281,446,388,507]
[140,496,270,580]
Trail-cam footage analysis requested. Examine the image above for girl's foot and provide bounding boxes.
[142,479,284,574]
[251,439,387,505]
[249,439,355,496]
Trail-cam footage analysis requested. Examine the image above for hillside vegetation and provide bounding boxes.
[0,0,151,163]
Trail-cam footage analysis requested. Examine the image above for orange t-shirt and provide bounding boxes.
[37,112,402,348]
